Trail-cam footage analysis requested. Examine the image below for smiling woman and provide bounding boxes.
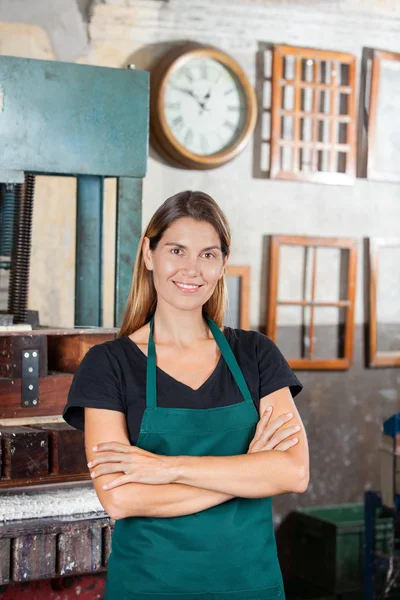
[141,218,227,313]
[62,190,308,600]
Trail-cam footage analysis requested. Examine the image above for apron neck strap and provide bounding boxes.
[146,314,253,409]
[204,315,253,404]
[146,316,157,409]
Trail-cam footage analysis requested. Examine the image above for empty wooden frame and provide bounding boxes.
[366,50,400,183]
[266,235,358,370]
[368,238,400,367]
[224,266,250,330]
[270,45,357,185]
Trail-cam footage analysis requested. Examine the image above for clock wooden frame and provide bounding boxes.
[150,43,257,169]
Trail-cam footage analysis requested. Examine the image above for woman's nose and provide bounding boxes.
[184,265,198,277]
[182,256,199,277]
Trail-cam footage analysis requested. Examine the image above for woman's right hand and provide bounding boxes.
[247,406,300,454]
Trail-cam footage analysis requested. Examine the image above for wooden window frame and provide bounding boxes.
[266,235,357,370]
[226,266,250,330]
[368,237,400,367]
[367,49,400,183]
[270,45,357,185]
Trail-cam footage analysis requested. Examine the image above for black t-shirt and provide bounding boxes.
[63,327,303,445]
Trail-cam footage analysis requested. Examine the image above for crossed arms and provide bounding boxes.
[84,387,309,520]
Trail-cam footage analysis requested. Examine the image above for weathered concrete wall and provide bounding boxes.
[0,0,90,61]
[1,0,400,329]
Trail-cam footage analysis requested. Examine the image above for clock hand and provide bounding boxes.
[203,74,220,102]
[200,84,218,114]
[169,84,203,105]
[198,97,212,114]
[198,105,211,115]
[168,85,211,114]
[203,87,213,102]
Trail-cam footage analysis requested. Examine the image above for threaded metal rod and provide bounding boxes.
[8,174,35,323]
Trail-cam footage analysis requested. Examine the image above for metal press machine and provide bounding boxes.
[0,55,149,594]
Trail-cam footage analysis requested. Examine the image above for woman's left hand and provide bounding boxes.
[88,442,179,490]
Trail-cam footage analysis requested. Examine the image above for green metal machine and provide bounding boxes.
[0,55,149,327]
[0,57,148,592]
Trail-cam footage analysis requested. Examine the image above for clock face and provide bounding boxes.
[163,57,248,156]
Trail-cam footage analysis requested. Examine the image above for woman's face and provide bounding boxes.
[143,217,229,312]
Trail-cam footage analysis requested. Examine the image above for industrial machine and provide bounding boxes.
[364,414,400,599]
[0,54,149,595]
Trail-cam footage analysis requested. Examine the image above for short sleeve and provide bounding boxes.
[62,344,125,432]
[256,333,303,400]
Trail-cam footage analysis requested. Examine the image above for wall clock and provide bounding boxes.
[150,43,257,169]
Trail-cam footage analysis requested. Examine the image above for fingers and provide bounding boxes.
[88,451,133,468]
[248,412,301,453]
[274,437,299,451]
[93,441,133,453]
[252,406,273,443]
[262,425,301,450]
[250,412,294,451]
[248,407,273,452]
[257,413,296,446]
[88,445,151,468]
[91,462,127,479]
[103,474,132,491]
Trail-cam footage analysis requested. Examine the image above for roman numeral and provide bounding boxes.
[199,62,207,79]
[184,129,193,146]
[171,116,184,132]
[165,102,181,110]
[183,69,194,82]
[223,120,235,130]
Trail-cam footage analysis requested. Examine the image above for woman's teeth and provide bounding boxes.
[174,282,201,292]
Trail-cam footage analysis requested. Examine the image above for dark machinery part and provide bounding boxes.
[21,348,40,408]
[0,183,17,270]
[8,173,35,323]
[364,415,400,599]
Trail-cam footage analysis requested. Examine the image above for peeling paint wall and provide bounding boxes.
[0,0,90,61]
[1,0,400,328]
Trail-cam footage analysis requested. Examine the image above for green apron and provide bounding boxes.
[105,315,285,600]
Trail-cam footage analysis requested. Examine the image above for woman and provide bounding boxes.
[63,190,309,600]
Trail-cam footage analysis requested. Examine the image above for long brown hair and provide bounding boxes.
[118,190,231,337]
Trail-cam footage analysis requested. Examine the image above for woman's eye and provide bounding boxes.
[203,253,215,259]
[171,248,183,255]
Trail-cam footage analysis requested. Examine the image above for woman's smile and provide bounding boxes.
[173,281,204,293]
